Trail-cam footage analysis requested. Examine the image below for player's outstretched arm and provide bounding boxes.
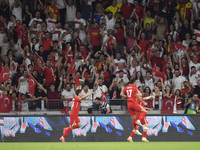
[136,93,147,106]
[120,91,127,99]
[143,95,154,101]
[80,91,94,101]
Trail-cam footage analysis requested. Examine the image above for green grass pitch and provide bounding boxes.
[0,142,200,150]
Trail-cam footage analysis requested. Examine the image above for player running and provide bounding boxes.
[120,78,147,135]
[60,89,93,142]
[127,91,154,142]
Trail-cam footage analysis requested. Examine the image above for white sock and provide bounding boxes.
[129,136,132,139]
[61,136,64,139]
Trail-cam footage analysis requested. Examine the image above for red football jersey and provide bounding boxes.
[70,97,81,116]
[122,85,139,102]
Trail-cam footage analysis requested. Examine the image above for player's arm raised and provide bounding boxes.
[80,91,93,101]
[136,93,147,106]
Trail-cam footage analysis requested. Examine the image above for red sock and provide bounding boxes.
[63,127,72,138]
[130,131,135,138]
[138,112,147,121]
[72,125,80,129]
[143,131,147,138]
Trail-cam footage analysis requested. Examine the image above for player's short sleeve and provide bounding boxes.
[134,86,139,94]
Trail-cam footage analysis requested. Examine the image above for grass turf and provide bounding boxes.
[0,142,200,150]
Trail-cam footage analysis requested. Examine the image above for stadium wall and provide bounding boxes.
[0,114,199,142]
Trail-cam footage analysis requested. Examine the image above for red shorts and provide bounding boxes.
[127,102,143,116]
[136,112,148,125]
[70,116,80,126]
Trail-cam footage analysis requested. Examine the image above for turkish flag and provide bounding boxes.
[69,60,77,74]
[130,68,136,79]
[152,64,165,82]
[0,66,10,82]
[61,100,70,114]
[34,53,45,75]
[108,38,114,52]
[29,74,37,97]
[170,42,186,53]
[0,94,12,113]
[161,97,174,114]
[162,2,168,13]
[147,45,153,59]
[15,21,25,39]
[101,91,107,102]
[74,75,80,87]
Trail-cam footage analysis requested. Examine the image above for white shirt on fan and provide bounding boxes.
[81,89,93,107]
[144,78,154,90]
[74,18,86,29]
[61,89,75,107]
[94,85,108,99]
[46,18,56,31]
[12,6,22,21]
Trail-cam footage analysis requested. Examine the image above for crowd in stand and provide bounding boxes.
[0,0,200,114]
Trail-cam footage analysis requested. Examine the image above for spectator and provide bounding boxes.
[45,0,60,21]
[87,22,101,55]
[32,85,48,111]
[193,79,200,98]
[95,97,112,114]
[11,0,22,22]
[28,11,43,29]
[118,70,129,90]
[189,66,200,86]
[145,71,154,90]
[20,93,31,111]
[93,78,108,100]
[172,69,187,92]
[80,0,92,21]
[38,77,62,109]
[61,83,75,109]
[55,0,65,25]
[81,84,97,110]
[120,0,133,21]
[132,0,144,20]
[87,107,93,114]
[105,0,121,17]
[0,0,10,20]
[63,0,76,27]
[18,70,29,94]
[184,94,200,114]
[109,77,121,100]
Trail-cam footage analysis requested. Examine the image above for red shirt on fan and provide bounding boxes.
[151,56,162,68]
[42,36,53,51]
[133,5,144,20]
[63,50,74,62]
[88,29,101,46]
[99,71,111,82]
[138,40,149,53]
[70,97,81,117]
[114,28,124,45]
[122,85,139,103]
[44,67,56,86]
[121,3,134,19]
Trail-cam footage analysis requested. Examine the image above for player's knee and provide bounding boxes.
[69,125,73,129]
[145,123,149,128]
[77,123,81,127]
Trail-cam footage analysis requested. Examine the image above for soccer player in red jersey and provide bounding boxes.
[60,89,93,142]
[120,78,147,135]
[127,91,154,142]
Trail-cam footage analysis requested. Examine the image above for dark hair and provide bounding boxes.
[95,97,101,101]
[75,89,82,96]
[191,66,196,70]
[119,70,124,73]
[87,108,93,114]
[130,78,137,84]
[49,83,55,87]
[144,86,151,95]
[28,64,33,68]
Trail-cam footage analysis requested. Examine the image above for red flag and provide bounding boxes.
[0,94,12,113]
[61,100,70,114]
[170,42,186,53]
[15,21,25,39]
[161,97,174,114]
[112,90,117,99]
[108,38,114,52]
[152,64,165,82]
[101,91,107,102]
[29,74,37,97]
[74,75,80,87]
[69,60,77,74]
[34,53,45,75]
[146,45,153,59]
[18,93,22,112]
[162,2,168,13]
[130,68,136,79]
[0,66,10,82]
